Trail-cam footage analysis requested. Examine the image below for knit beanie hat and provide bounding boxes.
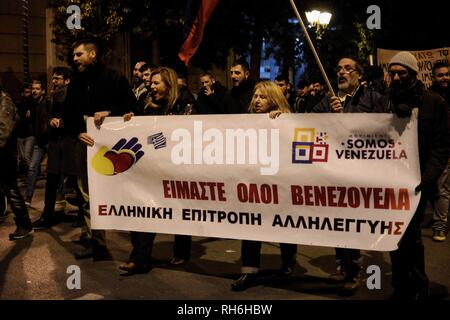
[388,51,419,73]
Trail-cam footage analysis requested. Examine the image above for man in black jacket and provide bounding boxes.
[63,39,138,261]
[311,57,383,295]
[32,67,85,229]
[379,51,449,299]
[221,59,254,114]
[196,71,227,114]
[312,58,383,114]
[0,86,33,240]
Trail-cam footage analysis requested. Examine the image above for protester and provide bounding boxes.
[132,61,148,100]
[177,73,197,106]
[24,79,52,207]
[378,51,449,299]
[311,57,384,295]
[297,80,324,113]
[119,67,196,274]
[32,67,85,229]
[222,59,254,114]
[428,62,450,242]
[274,75,297,109]
[63,39,138,261]
[231,81,297,292]
[365,65,387,95]
[196,71,227,114]
[0,85,33,240]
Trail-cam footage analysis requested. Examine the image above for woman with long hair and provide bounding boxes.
[232,81,298,292]
[136,67,194,116]
[120,67,195,274]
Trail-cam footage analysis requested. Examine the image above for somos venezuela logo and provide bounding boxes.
[292,128,407,164]
[92,137,144,175]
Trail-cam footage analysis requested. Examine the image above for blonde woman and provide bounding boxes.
[249,81,291,115]
[146,67,194,115]
[232,81,297,291]
[120,67,195,274]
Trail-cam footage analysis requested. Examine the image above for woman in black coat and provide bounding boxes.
[120,67,196,274]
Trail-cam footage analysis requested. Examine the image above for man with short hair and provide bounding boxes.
[297,80,325,113]
[24,79,50,206]
[222,59,254,114]
[32,67,84,229]
[430,62,450,101]
[312,57,384,295]
[63,39,138,261]
[379,51,449,299]
[132,61,147,99]
[428,61,450,242]
[196,71,227,114]
[274,75,296,109]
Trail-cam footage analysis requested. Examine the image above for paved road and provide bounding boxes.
[0,177,449,300]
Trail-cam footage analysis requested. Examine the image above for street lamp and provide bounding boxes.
[306,10,332,39]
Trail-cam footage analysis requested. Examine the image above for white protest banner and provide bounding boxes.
[377,47,450,88]
[87,114,420,251]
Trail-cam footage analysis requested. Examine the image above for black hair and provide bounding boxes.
[432,61,449,75]
[275,74,289,82]
[52,66,71,80]
[71,38,99,56]
[31,79,46,92]
[297,79,310,88]
[139,63,157,73]
[232,59,250,72]
[200,71,216,80]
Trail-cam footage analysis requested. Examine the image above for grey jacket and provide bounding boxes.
[0,91,18,149]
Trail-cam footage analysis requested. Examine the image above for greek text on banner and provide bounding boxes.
[87,114,420,251]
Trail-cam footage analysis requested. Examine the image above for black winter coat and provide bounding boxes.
[221,80,254,114]
[63,63,138,138]
[196,81,227,114]
[378,81,450,189]
[46,87,80,175]
[312,86,383,113]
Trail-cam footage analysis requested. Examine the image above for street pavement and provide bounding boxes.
[1,176,449,300]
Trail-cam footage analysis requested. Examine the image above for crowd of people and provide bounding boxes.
[1,39,449,300]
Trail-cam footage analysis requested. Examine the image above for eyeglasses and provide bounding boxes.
[336,66,356,74]
[436,72,450,78]
[388,70,408,77]
[52,76,64,80]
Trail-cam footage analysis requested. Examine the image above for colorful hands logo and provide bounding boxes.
[92,137,144,175]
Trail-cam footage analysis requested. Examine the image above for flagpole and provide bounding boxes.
[289,0,335,97]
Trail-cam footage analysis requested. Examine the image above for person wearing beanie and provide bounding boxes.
[377,51,450,299]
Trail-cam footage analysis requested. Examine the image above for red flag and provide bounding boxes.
[178,0,220,66]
